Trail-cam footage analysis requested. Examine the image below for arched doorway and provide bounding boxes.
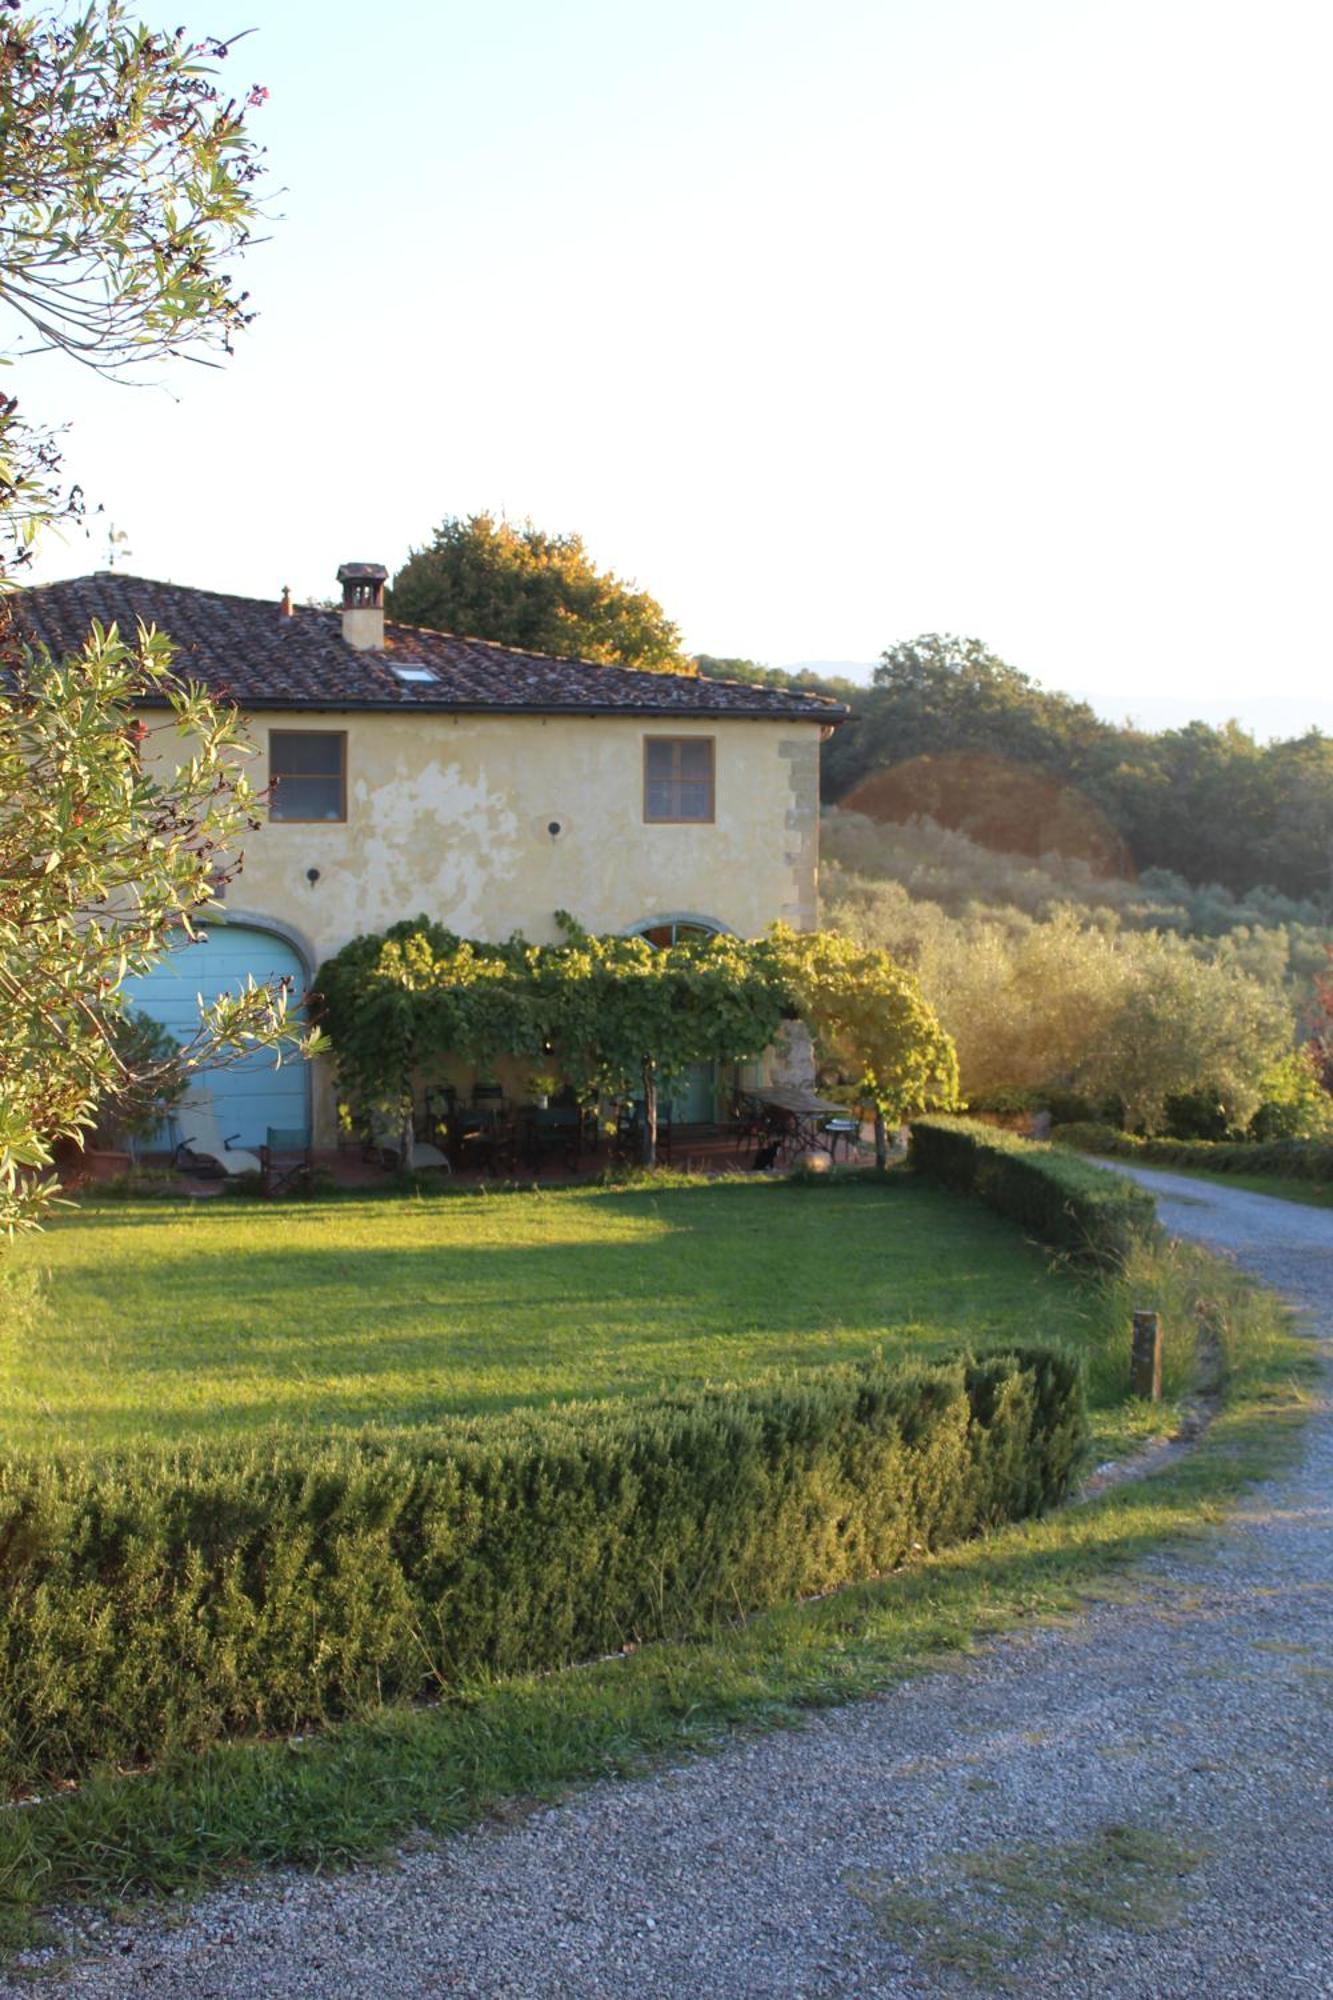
[120,917,311,1149]
[628,915,725,1124]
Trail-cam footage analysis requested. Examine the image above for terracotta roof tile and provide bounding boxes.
[12,574,847,724]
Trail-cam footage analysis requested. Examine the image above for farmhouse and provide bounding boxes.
[18,563,846,1147]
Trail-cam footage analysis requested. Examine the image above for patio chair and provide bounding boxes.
[450,1101,516,1174]
[728,1088,767,1158]
[172,1090,263,1177]
[261,1126,313,1197]
[524,1103,583,1172]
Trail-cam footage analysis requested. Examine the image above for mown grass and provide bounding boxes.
[1129,1165,1333,1212]
[0,1185,1316,1962]
[1,1173,1148,1453]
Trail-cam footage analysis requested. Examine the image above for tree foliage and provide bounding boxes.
[766,928,959,1150]
[0,623,320,1229]
[388,514,690,674]
[0,2,267,572]
[694,654,858,702]
[824,856,1295,1138]
[822,632,1333,904]
[0,12,309,1232]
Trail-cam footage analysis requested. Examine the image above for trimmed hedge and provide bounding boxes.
[0,1351,1084,1789]
[1052,1126,1333,1183]
[909,1117,1162,1269]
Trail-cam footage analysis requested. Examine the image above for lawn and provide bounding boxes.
[1,1174,1117,1453]
[1,1170,1315,1956]
[1137,1165,1333,1212]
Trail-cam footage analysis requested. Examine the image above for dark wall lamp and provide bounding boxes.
[306,867,321,885]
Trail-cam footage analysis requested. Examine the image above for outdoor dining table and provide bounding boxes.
[741,1086,862,1162]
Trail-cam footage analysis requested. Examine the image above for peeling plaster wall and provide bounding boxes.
[147,709,826,1143]
[233,711,822,952]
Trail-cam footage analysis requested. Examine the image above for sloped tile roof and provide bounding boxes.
[12,573,847,723]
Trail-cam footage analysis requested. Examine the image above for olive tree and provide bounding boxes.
[1,623,321,1228]
[0,7,318,1231]
[1,2,266,568]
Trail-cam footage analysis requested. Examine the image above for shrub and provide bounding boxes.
[0,1352,1084,1789]
[1053,1127,1333,1184]
[1248,1052,1333,1141]
[1048,1121,1123,1152]
[909,1117,1161,1269]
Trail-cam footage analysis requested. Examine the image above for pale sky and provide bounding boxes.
[19,0,1333,733]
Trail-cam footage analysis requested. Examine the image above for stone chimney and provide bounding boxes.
[337,561,388,650]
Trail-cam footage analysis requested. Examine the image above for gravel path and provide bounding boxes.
[7,1170,1331,1999]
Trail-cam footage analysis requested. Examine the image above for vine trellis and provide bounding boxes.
[315,916,958,1166]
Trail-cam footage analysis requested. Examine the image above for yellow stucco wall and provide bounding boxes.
[231,709,821,958]
[148,706,826,1144]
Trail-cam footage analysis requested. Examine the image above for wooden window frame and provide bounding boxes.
[268,728,348,824]
[642,734,716,825]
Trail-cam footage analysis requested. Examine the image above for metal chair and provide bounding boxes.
[729,1088,767,1159]
[524,1103,583,1171]
[260,1126,313,1196]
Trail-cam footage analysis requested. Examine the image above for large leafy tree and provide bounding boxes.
[822,631,1333,904]
[0,6,317,1232]
[389,513,691,674]
[764,927,959,1163]
[822,633,1114,808]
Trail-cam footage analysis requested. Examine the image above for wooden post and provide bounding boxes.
[1131,1309,1163,1400]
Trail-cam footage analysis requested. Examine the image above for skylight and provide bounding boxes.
[391,664,436,684]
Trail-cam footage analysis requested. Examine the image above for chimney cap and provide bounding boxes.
[337,560,388,616]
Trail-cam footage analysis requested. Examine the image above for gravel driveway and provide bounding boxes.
[6,1169,1331,1998]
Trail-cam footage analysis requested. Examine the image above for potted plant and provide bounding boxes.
[526,1071,559,1109]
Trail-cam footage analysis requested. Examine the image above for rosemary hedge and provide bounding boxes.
[909,1117,1161,1269]
[1053,1124,1333,1183]
[0,1350,1083,1789]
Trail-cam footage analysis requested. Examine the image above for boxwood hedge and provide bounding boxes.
[0,1349,1084,1789]
[910,1117,1161,1269]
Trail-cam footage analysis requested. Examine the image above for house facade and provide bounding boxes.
[19,564,846,1148]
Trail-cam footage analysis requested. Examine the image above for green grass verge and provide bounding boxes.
[5,1174,1128,1452]
[0,1229,1316,1960]
[1108,1163,1333,1212]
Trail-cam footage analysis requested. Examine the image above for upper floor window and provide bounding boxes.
[643,736,714,823]
[269,730,346,822]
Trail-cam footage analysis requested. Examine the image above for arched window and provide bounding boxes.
[630,915,724,949]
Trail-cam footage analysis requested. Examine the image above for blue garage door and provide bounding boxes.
[123,923,309,1150]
